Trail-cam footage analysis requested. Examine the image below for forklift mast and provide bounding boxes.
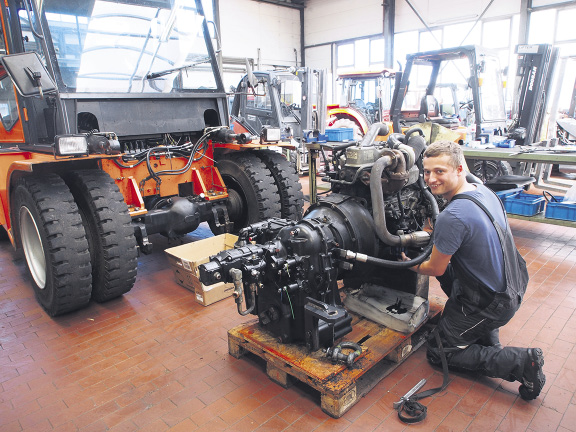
[509,44,559,146]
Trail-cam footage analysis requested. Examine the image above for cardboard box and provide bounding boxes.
[165,234,238,306]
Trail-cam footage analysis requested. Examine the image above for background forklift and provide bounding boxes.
[326,69,396,139]
[389,45,534,189]
[230,65,328,175]
[0,0,303,316]
[230,66,327,146]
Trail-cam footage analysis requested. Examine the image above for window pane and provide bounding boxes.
[483,19,510,49]
[557,8,576,41]
[443,22,481,47]
[558,42,576,57]
[419,29,442,52]
[557,58,576,113]
[370,38,384,64]
[394,31,418,67]
[337,43,354,67]
[354,38,370,70]
[528,10,555,44]
[33,1,218,93]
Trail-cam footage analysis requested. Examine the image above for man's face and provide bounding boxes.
[423,155,463,199]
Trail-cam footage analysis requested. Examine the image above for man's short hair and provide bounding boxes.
[423,140,463,169]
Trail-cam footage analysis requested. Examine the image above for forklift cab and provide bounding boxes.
[336,69,396,124]
[230,67,326,141]
[390,45,508,139]
[0,0,225,153]
[231,71,291,137]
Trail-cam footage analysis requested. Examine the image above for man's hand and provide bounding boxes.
[400,252,420,273]
[400,248,452,276]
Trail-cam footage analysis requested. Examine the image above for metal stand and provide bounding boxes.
[307,142,320,204]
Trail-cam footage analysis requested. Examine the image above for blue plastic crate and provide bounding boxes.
[495,139,516,148]
[495,188,523,203]
[504,192,545,216]
[545,196,576,221]
[325,127,353,142]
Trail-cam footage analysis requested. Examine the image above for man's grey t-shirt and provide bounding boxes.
[433,184,506,292]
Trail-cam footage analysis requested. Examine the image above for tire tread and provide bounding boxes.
[14,174,92,316]
[65,170,138,303]
[254,150,304,220]
[218,152,282,229]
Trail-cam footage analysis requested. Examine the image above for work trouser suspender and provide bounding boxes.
[394,328,450,423]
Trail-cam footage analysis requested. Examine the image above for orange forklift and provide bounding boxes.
[0,0,302,316]
[327,69,396,138]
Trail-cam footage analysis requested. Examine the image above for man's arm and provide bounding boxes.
[402,246,452,277]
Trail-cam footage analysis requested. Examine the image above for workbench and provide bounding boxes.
[463,144,576,193]
[463,145,576,227]
[462,146,576,166]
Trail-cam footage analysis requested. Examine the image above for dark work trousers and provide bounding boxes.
[427,264,528,382]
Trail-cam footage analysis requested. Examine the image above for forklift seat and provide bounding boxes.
[420,95,440,118]
[420,94,460,128]
[485,175,536,192]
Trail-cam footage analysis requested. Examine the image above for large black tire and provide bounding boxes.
[470,160,513,183]
[216,152,282,233]
[0,225,8,241]
[12,174,92,316]
[64,170,138,303]
[254,150,304,220]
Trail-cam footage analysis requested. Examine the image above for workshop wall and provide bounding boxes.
[304,44,332,72]
[218,0,300,69]
[304,0,384,47]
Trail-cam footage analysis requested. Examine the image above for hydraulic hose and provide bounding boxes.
[230,268,255,316]
[360,145,440,268]
[330,142,357,152]
[335,241,433,269]
[387,133,405,147]
[404,126,425,143]
[404,127,427,161]
[397,144,416,170]
[360,122,389,147]
[417,162,439,225]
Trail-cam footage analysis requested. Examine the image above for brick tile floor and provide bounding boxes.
[1,178,576,431]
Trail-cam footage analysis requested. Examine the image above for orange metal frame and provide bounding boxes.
[0,144,230,244]
[100,145,229,208]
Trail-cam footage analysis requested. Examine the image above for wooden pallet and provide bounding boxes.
[228,295,445,418]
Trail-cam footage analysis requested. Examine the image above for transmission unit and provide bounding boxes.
[199,124,439,350]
